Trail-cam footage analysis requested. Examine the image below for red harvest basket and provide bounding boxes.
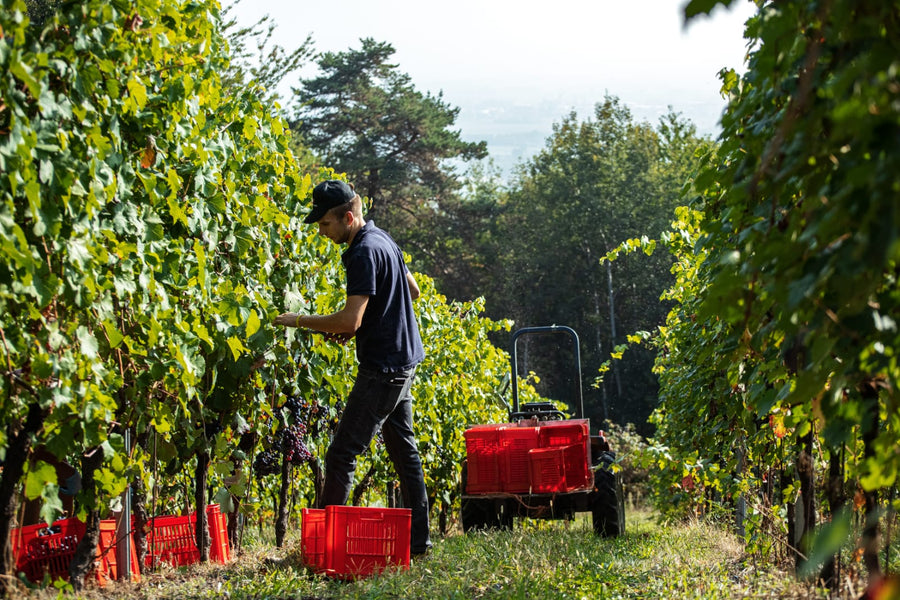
[95,519,141,585]
[326,506,411,579]
[538,419,593,491]
[464,424,504,493]
[10,518,140,586]
[206,504,231,564]
[528,446,568,493]
[144,504,230,569]
[302,506,411,579]
[562,443,593,490]
[301,508,327,572]
[537,419,589,448]
[500,426,539,492]
[144,514,198,568]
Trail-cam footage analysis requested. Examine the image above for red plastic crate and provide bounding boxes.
[464,425,504,493]
[464,424,503,452]
[206,504,231,564]
[325,506,410,579]
[301,506,412,579]
[144,504,229,569]
[538,420,592,490]
[500,426,539,492]
[11,518,139,586]
[537,419,589,448]
[95,519,141,585]
[11,518,83,584]
[465,446,502,493]
[528,446,567,493]
[301,508,326,572]
[144,513,198,568]
[562,443,593,490]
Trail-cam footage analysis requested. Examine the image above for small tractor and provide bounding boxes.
[460,326,625,536]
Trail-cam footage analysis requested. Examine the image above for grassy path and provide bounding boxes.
[37,511,843,599]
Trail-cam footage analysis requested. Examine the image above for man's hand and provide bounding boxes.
[272,313,351,343]
[274,312,301,327]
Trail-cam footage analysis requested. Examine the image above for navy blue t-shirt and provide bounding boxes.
[342,221,425,372]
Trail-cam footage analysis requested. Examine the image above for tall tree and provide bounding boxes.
[22,0,59,28]
[413,159,509,301]
[290,38,487,242]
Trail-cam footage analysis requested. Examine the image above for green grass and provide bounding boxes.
[28,510,842,599]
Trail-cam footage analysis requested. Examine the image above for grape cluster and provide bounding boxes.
[252,447,280,476]
[251,394,348,479]
[283,395,311,421]
[280,424,313,465]
[238,431,258,454]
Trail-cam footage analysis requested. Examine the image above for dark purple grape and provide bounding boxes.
[252,448,281,476]
[280,424,313,464]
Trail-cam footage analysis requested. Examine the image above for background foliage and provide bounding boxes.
[483,99,711,432]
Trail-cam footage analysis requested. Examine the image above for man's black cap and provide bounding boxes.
[304,180,356,224]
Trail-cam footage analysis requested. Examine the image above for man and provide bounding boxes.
[274,180,431,555]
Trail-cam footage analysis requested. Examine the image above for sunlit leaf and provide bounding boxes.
[25,462,58,500]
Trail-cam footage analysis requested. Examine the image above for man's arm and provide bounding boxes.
[406,271,420,301]
[274,295,369,334]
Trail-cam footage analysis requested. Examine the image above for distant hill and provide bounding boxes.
[455,94,726,178]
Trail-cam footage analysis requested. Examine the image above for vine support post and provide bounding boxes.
[734,439,747,539]
[275,458,293,548]
[115,429,132,581]
[795,428,816,576]
[194,451,211,562]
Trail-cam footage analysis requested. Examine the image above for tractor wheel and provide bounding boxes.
[591,451,624,537]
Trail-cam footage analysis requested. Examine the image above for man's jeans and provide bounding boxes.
[320,366,432,553]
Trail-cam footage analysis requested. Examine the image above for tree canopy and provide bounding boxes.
[459,98,711,432]
[290,38,487,233]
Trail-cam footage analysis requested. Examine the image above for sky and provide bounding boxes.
[228,0,757,174]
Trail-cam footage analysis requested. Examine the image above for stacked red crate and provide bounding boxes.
[463,418,593,495]
[463,424,504,493]
[527,446,567,493]
[537,419,592,491]
[95,519,141,585]
[206,504,231,564]
[500,426,540,492]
